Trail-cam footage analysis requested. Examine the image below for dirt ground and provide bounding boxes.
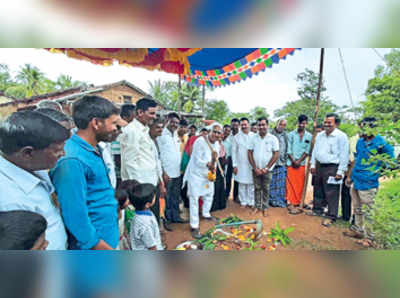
[163,188,362,250]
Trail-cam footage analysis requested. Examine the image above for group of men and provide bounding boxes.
[0,94,395,249]
[222,112,394,246]
[223,115,312,216]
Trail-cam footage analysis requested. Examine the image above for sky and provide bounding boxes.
[0,48,391,118]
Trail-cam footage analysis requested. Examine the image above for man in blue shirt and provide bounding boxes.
[343,117,394,244]
[50,96,121,250]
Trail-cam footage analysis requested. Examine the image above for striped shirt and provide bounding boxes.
[130,211,163,250]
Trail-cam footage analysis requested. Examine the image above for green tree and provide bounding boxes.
[250,106,270,122]
[148,80,208,113]
[274,68,339,131]
[363,49,400,122]
[204,99,230,123]
[55,74,87,90]
[148,79,177,109]
[1,64,89,99]
[15,64,48,97]
[0,64,13,91]
[4,85,27,99]
[181,84,204,113]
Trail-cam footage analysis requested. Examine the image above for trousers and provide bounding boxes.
[189,193,213,229]
[238,183,255,207]
[253,172,272,210]
[165,177,181,222]
[313,163,341,220]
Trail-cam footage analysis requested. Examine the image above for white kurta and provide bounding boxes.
[183,136,220,197]
[183,136,220,229]
[232,131,255,184]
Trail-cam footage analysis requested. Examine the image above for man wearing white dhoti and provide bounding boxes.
[232,117,255,208]
[183,123,222,239]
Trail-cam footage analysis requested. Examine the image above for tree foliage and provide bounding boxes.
[55,74,87,90]
[0,64,13,91]
[250,106,269,122]
[274,68,339,131]
[363,49,400,122]
[15,64,48,97]
[148,80,213,113]
[0,63,87,99]
[204,99,231,124]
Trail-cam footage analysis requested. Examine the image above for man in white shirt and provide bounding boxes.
[157,112,188,225]
[120,98,158,185]
[230,118,240,203]
[232,117,255,208]
[149,119,168,234]
[311,113,350,227]
[0,111,69,250]
[248,118,280,217]
[99,118,128,189]
[183,124,222,239]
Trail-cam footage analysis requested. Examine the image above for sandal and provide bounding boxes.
[322,218,334,227]
[343,229,364,239]
[289,207,303,215]
[303,204,312,210]
[356,238,376,248]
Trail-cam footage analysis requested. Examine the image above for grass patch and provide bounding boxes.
[365,177,400,249]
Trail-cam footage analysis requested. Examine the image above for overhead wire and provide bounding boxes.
[372,48,386,64]
[338,48,355,110]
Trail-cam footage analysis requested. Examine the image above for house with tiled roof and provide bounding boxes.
[0,80,204,119]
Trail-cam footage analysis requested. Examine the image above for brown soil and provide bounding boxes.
[164,193,362,250]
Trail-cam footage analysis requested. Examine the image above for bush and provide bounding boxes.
[365,178,400,249]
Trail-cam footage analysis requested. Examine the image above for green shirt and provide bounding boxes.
[287,130,312,166]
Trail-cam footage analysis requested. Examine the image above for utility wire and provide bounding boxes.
[338,48,355,110]
[372,48,386,64]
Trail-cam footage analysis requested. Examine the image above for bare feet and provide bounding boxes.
[251,208,260,215]
[356,238,376,248]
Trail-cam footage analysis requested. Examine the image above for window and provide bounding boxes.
[123,95,132,103]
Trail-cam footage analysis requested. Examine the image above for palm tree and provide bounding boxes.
[148,79,178,109]
[148,79,206,113]
[0,64,13,92]
[55,74,86,90]
[181,84,201,112]
[56,74,74,89]
[15,64,46,97]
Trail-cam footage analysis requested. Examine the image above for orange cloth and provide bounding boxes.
[286,165,306,206]
[160,197,165,218]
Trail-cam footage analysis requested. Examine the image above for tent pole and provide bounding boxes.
[178,75,182,116]
[300,48,325,208]
[202,84,205,117]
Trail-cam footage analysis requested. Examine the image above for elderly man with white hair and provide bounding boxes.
[183,123,222,239]
[36,100,63,112]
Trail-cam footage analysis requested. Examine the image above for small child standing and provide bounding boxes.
[124,182,163,250]
[115,188,131,250]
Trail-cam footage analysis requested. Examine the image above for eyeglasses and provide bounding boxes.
[212,130,222,134]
